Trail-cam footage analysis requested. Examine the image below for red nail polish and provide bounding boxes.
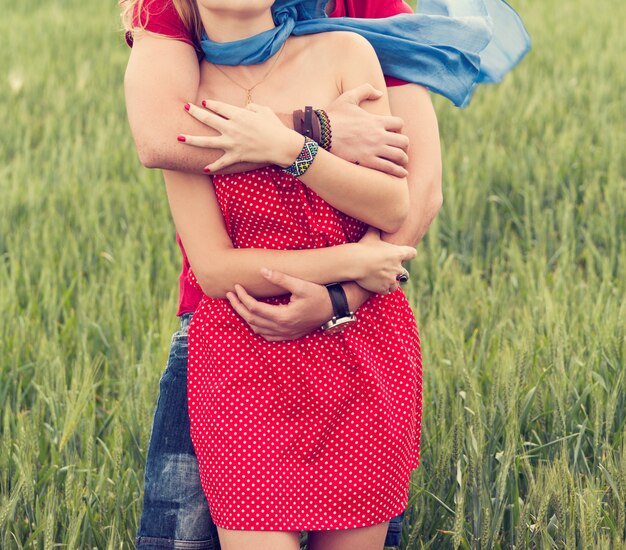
[184,103,190,111]
[203,167,211,173]
[201,100,207,107]
[177,135,186,143]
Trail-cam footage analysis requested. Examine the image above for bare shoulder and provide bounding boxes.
[289,31,375,58]
[326,32,385,94]
[284,31,383,99]
[320,31,376,59]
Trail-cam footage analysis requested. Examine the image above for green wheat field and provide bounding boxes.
[1,0,624,548]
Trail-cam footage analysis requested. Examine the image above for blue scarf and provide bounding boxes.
[200,0,530,107]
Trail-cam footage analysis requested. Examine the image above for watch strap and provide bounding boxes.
[325,283,351,318]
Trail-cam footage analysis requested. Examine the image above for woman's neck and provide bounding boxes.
[199,7,276,43]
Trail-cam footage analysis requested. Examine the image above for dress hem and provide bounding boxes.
[211,498,410,532]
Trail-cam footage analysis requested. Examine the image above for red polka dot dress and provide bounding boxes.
[187,167,422,531]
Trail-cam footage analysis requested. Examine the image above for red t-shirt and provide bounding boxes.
[126,0,195,50]
[328,0,413,87]
[126,0,413,315]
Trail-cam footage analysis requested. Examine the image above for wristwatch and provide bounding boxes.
[321,283,357,334]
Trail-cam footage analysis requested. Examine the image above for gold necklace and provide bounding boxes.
[212,42,288,105]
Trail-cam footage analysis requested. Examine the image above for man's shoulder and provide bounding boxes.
[337,0,413,18]
[132,0,193,41]
[133,0,191,38]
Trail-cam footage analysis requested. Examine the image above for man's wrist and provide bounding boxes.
[292,107,331,151]
[341,281,373,312]
[318,281,370,326]
[277,112,295,130]
[320,290,335,323]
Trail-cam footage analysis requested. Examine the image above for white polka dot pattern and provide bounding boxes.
[187,167,422,530]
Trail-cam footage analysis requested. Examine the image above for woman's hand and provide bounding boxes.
[354,227,416,294]
[181,100,303,173]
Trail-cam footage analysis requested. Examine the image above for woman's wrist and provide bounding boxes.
[275,130,308,168]
[293,107,331,151]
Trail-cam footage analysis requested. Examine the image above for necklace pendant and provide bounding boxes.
[246,90,253,105]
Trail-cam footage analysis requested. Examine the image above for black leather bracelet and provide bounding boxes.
[325,283,351,318]
[321,283,357,334]
[303,106,315,139]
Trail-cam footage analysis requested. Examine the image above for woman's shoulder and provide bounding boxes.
[285,32,379,91]
[291,31,375,60]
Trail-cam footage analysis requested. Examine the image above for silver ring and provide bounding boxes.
[396,269,410,283]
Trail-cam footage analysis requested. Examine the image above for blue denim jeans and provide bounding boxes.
[136,314,405,549]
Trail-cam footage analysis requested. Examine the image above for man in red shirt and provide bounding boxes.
[124,1,441,548]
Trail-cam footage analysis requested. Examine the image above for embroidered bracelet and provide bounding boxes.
[282,137,319,178]
[315,109,333,151]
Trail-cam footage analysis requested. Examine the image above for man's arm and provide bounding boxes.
[124,34,264,173]
[339,85,443,312]
[126,35,411,177]
[384,84,443,246]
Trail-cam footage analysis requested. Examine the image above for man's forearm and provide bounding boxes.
[133,106,293,175]
[338,84,444,310]
[384,84,443,247]
[124,36,294,175]
[343,281,374,312]
[381,177,442,247]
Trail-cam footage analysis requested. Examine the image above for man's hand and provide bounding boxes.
[327,84,410,178]
[225,269,334,342]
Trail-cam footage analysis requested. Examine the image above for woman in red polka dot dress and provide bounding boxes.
[165,1,423,548]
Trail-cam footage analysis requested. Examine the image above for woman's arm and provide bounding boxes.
[187,33,410,233]
[223,85,443,340]
[165,170,416,299]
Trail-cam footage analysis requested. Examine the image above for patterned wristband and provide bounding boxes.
[314,109,333,151]
[309,107,322,144]
[282,137,319,178]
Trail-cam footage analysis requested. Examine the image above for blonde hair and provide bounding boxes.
[120,0,204,46]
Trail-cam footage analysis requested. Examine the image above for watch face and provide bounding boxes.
[323,316,357,334]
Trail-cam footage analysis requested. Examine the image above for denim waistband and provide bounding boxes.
[180,313,193,330]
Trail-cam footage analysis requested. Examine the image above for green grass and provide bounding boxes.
[1,0,625,548]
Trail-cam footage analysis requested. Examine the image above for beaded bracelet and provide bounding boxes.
[315,109,333,151]
[282,137,319,178]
